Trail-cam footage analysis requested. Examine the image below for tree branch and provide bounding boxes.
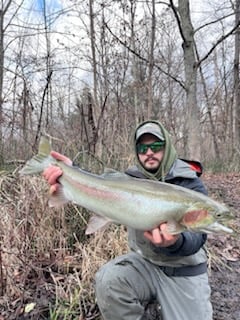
[169,0,187,44]
[197,22,240,67]
[104,21,185,90]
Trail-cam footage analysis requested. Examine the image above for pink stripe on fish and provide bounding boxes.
[65,175,120,200]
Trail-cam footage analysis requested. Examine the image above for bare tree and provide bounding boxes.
[89,0,100,126]
[234,0,240,152]
[170,0,200,160]
[0,0,239,167]
[42,0,53,130]
[0,0,13,163]
[146,0,156,119]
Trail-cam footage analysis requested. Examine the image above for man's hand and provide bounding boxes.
[42,151,72,194]
[144,223,180,247]
[50,151,72,166]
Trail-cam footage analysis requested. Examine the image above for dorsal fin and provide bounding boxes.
[101,168,130,180]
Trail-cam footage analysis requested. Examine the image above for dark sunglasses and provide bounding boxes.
[136,141,165,154]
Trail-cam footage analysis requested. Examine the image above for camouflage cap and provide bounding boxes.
[136,122,165,142]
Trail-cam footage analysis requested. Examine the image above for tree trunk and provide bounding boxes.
[0,9,4,164]
[0,1,14,164]
[172,0,200,160]
[234,0,240,151]
[89,0,100,126]
[147,0,156,119]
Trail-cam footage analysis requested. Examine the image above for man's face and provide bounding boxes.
[137,134,165,171]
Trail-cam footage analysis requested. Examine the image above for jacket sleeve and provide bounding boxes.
[151,177,208,256]
[169,176,208,196]
[151,232,207,256]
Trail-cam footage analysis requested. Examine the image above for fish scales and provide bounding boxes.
[20,136,234,235]
[57,164,190,228]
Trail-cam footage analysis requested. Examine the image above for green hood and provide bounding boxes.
[134,120,177,181]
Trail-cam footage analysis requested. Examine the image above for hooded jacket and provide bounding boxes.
[125,120,208,267]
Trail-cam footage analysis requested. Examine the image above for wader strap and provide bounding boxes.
[159,262,207,277]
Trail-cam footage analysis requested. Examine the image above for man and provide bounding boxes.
[43,120,213,320]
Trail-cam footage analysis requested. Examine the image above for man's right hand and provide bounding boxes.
[42,151,72,194]
[144,223,180,247]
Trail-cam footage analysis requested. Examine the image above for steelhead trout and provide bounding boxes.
[20,136,234,235]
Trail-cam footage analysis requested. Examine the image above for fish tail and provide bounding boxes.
[20,136,54,175]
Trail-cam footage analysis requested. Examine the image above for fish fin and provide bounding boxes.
[165,220,185,234]
[38,135,52,156]
[85,214,112,235]
[20,136,54,175]
[101,168,130,180]
[48,185,70,207]
[103,168,119,174]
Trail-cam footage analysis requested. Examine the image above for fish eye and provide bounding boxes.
[215,212,223,217]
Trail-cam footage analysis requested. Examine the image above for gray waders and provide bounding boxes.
[95,252,212,320]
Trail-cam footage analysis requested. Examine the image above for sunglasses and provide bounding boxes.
[136,141,165,154]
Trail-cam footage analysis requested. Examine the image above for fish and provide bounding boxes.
[19,136,234,235]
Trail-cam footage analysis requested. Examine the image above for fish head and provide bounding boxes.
[204,205,234,234]
[211,206,235,222]
[179,202,234,234]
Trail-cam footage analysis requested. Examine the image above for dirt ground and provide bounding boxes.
[202,173,240,320]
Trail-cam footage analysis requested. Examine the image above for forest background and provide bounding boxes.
[1,0,240,168]
[0,0,240,319]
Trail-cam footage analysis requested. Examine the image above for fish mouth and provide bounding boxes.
[205,221,234,234]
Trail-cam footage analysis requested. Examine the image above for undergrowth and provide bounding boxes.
[0,170,128,319]
[1,163,237,319]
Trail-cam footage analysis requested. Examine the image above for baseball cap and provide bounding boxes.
[136,122,165,141]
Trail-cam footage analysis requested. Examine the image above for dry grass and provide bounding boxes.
[2,169,238,319]
[0,169,128,319]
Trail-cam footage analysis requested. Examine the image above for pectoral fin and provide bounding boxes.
[85,214,112,234]
[48,185,70,207]
[165,220,185,234]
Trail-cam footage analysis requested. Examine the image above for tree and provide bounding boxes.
[170,0,200,160]
[234,0,240,153]
[146,0,156,119]
[0,0,13,163]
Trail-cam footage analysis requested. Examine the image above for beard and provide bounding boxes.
[147,168,158,173]
[143,156,160,173]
